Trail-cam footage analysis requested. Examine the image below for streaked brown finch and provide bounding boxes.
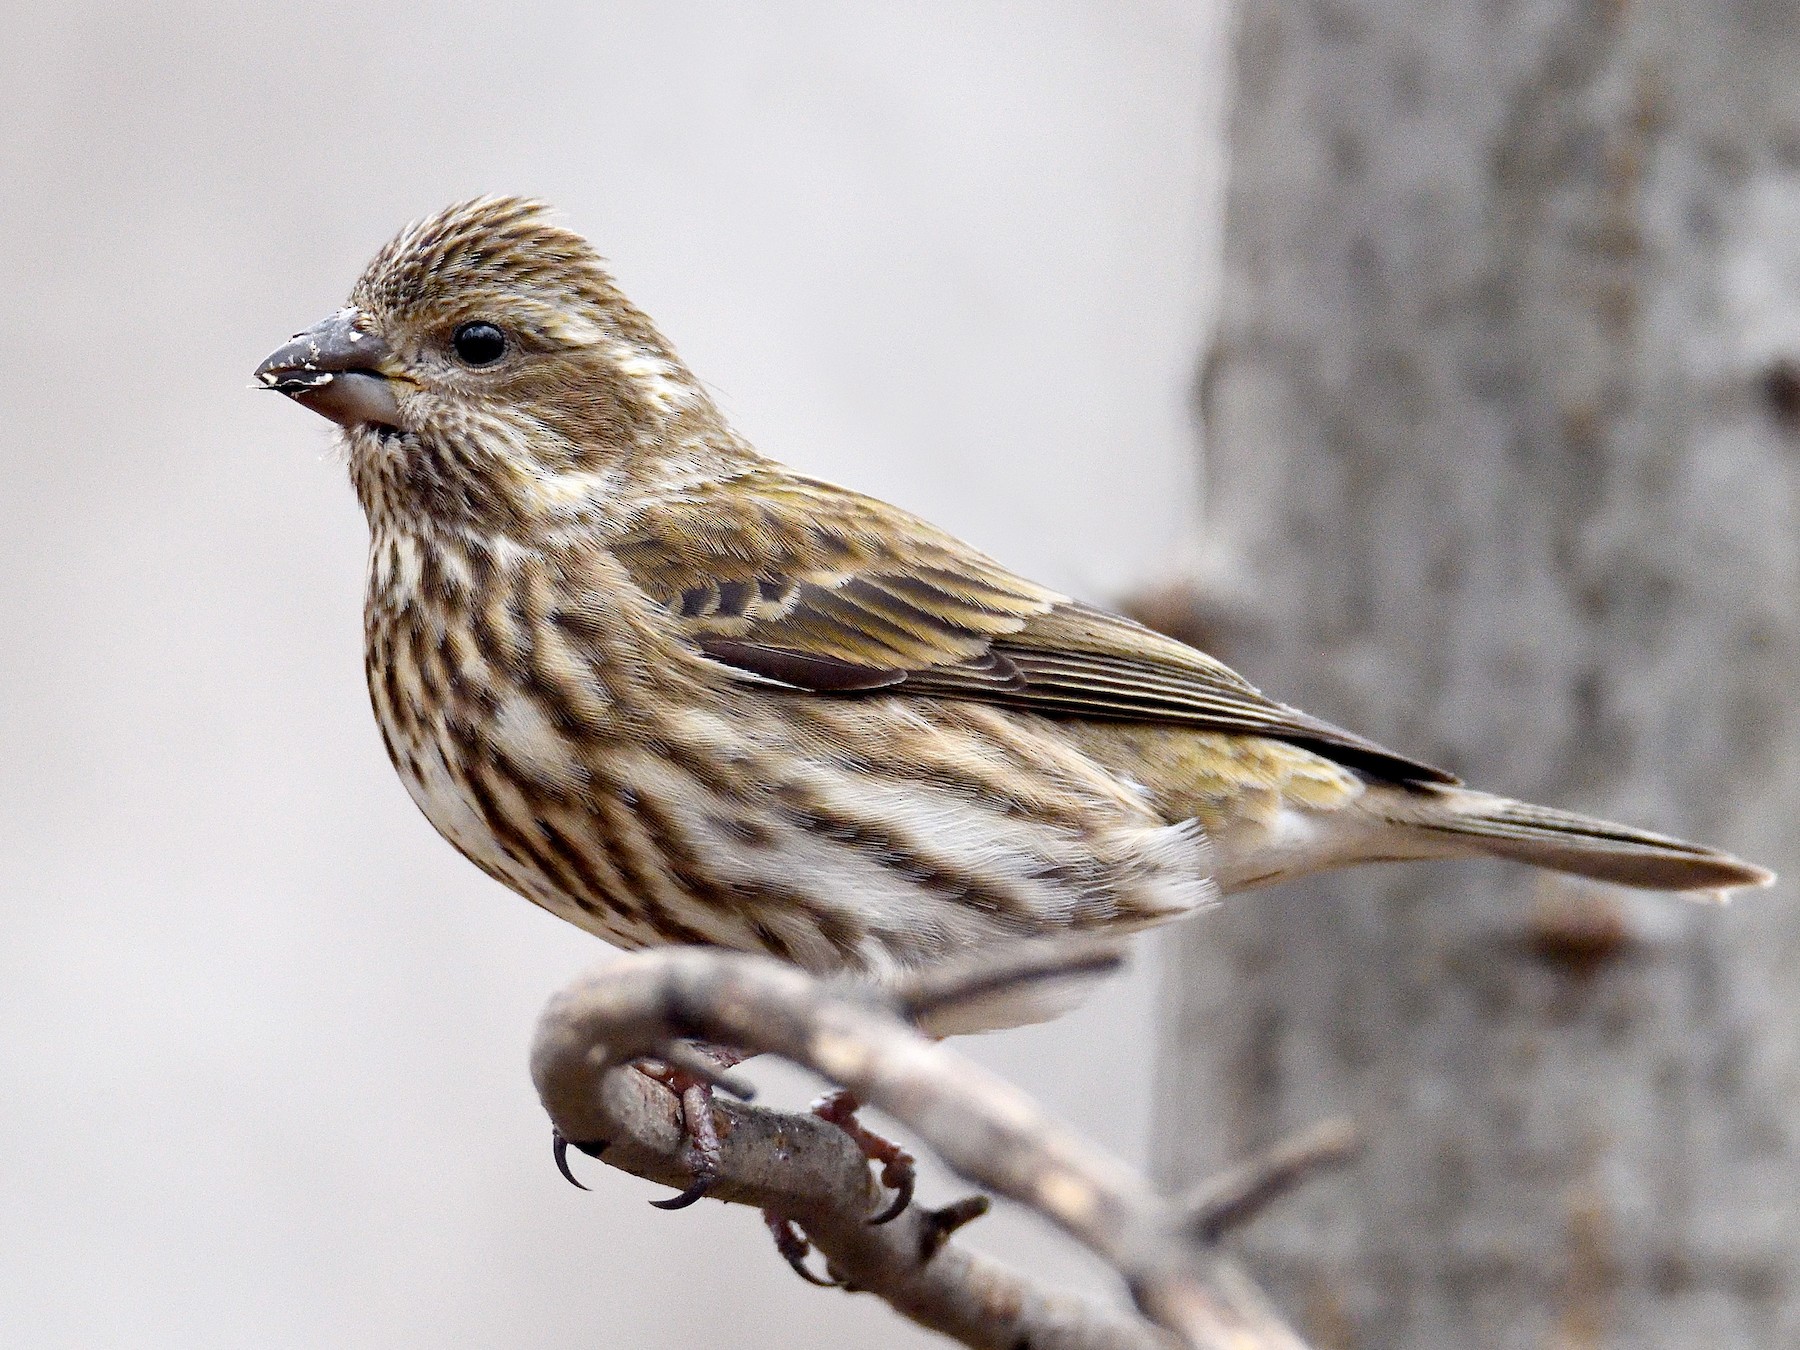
[258,197,1771,1038]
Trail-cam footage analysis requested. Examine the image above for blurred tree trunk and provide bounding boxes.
[1150,0,1800,1346]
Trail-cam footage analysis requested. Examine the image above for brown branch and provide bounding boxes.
[531,944,1347,1349]
[1178,1119,1362,1245]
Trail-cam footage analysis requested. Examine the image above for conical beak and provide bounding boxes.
[255,308,403,430]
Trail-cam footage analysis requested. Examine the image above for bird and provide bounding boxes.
[256,196,1770,1213]
[257,193,1772,996]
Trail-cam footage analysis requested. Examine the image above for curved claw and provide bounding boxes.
[553,1130,603,1190]
[787,1255,842,1288]
[811,1089,918,1227]
[649,1171,715,1210]
[869,1164,915,1226]
[764,1211,843,1288]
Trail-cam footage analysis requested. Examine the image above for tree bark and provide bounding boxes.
[1152,1,1800,1346]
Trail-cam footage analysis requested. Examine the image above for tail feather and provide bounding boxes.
[1397,787,1775,894]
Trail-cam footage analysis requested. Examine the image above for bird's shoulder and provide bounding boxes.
[604,466,1055,687]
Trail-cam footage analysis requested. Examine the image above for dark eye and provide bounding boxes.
[452,321,507,366]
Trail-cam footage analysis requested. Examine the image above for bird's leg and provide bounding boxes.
[812,1088,916,1224]
[638,1042,746,1210]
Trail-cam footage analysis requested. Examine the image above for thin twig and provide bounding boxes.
[1179,1120,1363,1245]
[531,944,1331,1350]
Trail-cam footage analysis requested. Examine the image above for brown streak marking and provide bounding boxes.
[749,920,795,962]
[811,906,867,961]
[774,781,1038,923]
[794,703,1071,824]
[414,619,458,732]
[624,785,720,900]
[726,879,865,965]
[470,586,531,691]
[374,625,417,742]
[398,609,436,734]
[528,812,628,921]
[437,741,540,879]
[706,813,776,848]
[526,638,611,738]
[453,747,597,910]
[464,537,495,590]
[591,791,712,946]
[518,574,615,737]
[416,537,446,603]
[936,707,1137,829]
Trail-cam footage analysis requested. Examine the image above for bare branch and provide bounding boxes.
[1179,1120,1363,1245]
[531,944,1337,1350]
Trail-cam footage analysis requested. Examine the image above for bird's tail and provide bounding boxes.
[1387,785,1774,895]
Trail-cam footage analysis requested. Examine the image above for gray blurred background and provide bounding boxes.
[1,4,1225,1347]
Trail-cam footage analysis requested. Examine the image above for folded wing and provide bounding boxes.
[611,469,1456,785]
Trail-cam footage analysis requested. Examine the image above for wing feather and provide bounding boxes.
[612,470,1456,784]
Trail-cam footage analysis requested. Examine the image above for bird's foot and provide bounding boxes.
[640,1043,748,1210]
[811,1088,916,1224]
[762,1210,843,1287]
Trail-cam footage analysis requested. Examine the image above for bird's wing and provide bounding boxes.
[612,470,1457,784]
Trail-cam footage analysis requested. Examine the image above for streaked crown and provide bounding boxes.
[353,196,668,356]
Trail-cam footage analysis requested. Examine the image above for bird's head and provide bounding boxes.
[257,197,727,528]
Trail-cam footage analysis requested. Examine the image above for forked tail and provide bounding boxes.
[1396,786,1774,894]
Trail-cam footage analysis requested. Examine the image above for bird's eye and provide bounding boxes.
[452,321,507,366]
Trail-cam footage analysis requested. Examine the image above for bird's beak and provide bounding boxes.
[255,308,403,430]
